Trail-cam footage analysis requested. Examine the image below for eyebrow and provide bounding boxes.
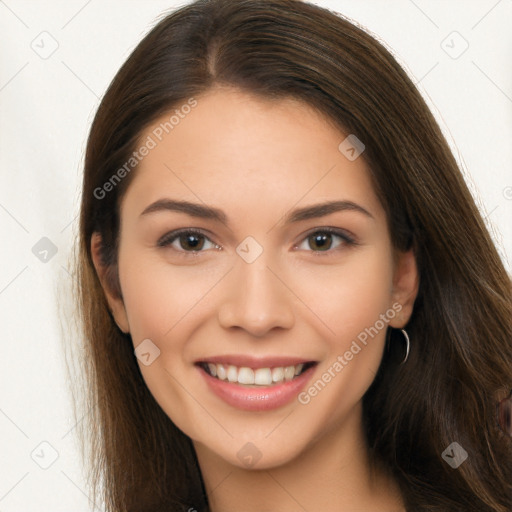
[139,198,374,224]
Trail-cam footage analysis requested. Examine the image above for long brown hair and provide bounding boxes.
[73,1,512,510]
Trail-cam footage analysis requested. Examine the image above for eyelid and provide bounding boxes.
[293,226,357,248]
[293,226,359,256]
[157,226,357,254]
[157,228,219,250]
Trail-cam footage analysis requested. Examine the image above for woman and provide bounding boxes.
[74,0,512,510]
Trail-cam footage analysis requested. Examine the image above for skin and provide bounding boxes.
[92,86,418,511]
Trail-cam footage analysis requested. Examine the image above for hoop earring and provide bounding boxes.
[497,390,512,437]
[399,329,410,365]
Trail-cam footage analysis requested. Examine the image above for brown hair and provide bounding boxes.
[74,0,512,510]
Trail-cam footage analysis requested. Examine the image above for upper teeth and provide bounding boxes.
[206,363,305,386]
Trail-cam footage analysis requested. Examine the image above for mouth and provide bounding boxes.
[197,361,317,387]
[194,356,318,411]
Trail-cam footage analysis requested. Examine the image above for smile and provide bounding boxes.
[200,361,316,387]
[195,357,318,411]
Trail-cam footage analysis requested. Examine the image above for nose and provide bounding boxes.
[217,255,295,337]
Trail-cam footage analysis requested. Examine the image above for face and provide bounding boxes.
[93,87,418,470]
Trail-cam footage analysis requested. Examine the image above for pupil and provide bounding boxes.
[311,233,331,251]
[182,234,203,250]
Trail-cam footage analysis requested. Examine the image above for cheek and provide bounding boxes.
[293,254,395,424]
[292,249,395,339]
[118,247,227,343]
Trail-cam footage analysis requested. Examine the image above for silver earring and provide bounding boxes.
[399,329,410,365]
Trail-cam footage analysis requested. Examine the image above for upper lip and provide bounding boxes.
[196,354,316,368]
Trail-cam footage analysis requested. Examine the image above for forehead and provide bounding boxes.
[121,87,383,223]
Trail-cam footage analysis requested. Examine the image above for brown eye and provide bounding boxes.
[296,229,354,252]
[308,232,334,251]
[157,229,219,252]
[179,233,205,251]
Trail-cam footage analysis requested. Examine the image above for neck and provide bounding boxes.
[193,403,405,512]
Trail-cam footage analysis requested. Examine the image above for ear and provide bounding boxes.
[388,248,419,328]
[91,232,130,334]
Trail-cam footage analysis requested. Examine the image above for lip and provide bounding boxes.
[196,354,313,368]
[196,361,317,412]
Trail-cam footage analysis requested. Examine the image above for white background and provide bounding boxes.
[1,0,511,510]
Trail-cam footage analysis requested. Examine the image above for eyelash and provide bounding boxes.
[157,227,357,256]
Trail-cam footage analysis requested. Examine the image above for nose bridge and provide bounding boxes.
[239,254,279,302]
[217,246,295,335]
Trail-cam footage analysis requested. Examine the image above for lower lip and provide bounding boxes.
[197,364,316,411]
